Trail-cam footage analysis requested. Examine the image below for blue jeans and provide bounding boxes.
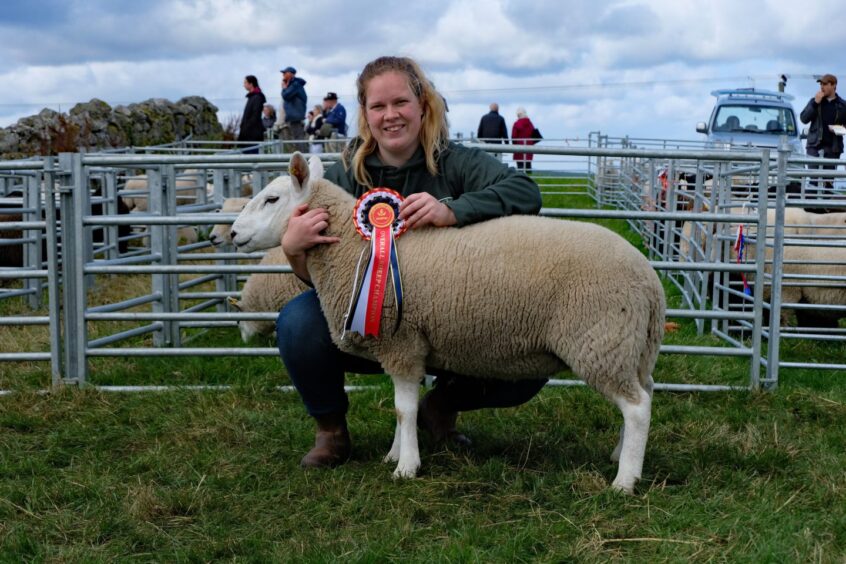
[276,290,548,417]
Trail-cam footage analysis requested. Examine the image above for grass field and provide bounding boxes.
[1,176,845,561]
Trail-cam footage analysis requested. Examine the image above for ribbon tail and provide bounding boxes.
[390,232,403,335]
[347,238,376,336]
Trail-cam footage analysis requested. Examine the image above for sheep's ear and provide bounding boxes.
[308,155,324,181]
[289,152,310,192]
[227,296,243,311]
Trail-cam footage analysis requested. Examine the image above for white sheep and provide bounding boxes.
[748,210,846,327]
[228,245,309,341]
[209,197,308,339]
[682,206,846,327]
[209,197,250,246]
[230,154,666,493]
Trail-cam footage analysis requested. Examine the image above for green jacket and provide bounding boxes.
[324,141,541,227]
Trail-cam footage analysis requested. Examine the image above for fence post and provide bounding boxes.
[149,166,168,347]
[59,152,89,386]
[44,157,64,387]
[103,169,119,261]
[764,142,790,390]
[24,173,43,309]
[662,160,676,261]
[749,150,770,390]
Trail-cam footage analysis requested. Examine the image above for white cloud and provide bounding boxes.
[1,0,844,145]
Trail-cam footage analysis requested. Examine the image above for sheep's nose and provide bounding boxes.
[229,229,238,241]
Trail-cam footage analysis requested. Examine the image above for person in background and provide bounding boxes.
[275,55,544,469]
[320,91,348,153]
[237,75,266,154]
[261,103,277,133]
[305,104,326,154]
[511,107,537,172]
[321,92,348,137]
[280,65,308,152]
[800,73,846,200]
[477,102,508,144]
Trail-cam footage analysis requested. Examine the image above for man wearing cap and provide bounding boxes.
[800,74,846,194]
[280,66,308,151]
[321,92,347,137]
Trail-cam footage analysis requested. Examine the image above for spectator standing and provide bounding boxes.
[280,65,308,152]
[800,73,846,197]
[511,107,538,172]
[237,75,266,154]
[305,104,326,154]
[261,103,276,133]
[477,103,508,144]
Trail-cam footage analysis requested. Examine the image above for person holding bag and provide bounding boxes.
[511,107,539,172]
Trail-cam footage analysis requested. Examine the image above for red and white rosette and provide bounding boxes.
[345,188,406,338]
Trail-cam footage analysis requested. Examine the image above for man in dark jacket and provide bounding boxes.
[477,103,509,144]
[280,66,307,152]
[321,92,347,136]
[800,74,846,194]
[237,75,266,154]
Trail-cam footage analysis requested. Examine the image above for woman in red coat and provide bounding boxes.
[511,107,537,172]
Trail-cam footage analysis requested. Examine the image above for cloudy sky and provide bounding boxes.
[1,0,844,144]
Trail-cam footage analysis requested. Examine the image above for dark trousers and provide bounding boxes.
[516,160,532,172]
[276,290,548,417]
[806,145,841,189]
[805,146,842,213]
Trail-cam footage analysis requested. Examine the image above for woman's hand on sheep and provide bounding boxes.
[282,204,340,257]
[282,204,340,283]
[400,192,457,229]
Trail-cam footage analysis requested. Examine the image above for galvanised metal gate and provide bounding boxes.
[4,139,844,393]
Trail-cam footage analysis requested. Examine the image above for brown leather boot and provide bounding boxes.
[300,412,352,468]
[417,389,472,447]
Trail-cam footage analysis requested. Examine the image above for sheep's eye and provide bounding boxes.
[264,196,279,206]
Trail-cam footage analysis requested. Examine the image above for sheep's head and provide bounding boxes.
[227,296,262,342]
[230,153,324,252]
[209,197,249,246]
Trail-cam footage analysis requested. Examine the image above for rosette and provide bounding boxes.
[345,188,406,338]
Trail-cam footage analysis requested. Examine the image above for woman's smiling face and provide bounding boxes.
[364,71,423,167]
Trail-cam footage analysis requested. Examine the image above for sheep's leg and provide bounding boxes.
[390,376,422,479]
[611,385,652,494]
[384,421,401,463]
[610,426,624,463]
[611,376,653,463]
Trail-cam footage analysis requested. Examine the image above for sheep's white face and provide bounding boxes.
[209,197,249,246]
[230,153,324,252]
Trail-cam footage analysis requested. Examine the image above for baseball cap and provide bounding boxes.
[280,66,297,74]
[323,92,338,101]
[817,74,837,85]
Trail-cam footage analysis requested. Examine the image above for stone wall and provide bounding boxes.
[0,96,224,159]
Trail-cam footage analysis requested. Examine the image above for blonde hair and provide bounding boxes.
[343,56,449,188]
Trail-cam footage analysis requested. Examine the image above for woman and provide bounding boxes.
[237,75,266,154]
[277,56,546,468]
[511,107,538,172]
[305,104,326,154]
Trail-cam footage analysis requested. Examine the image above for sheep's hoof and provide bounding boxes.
[610,479,636,495]
[383,451,400,464]
[392,463,420,479]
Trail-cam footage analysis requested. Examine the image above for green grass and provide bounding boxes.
[1,177,845,560]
